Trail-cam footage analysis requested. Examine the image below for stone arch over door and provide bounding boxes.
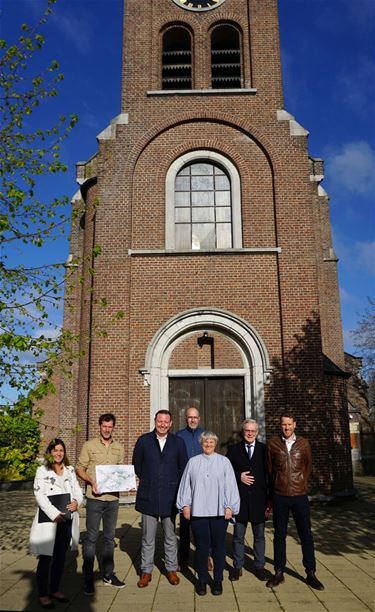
[141,308,271,441]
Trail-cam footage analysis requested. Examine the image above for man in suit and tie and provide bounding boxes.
[226,419,270,581]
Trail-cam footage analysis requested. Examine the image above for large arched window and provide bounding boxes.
[211,25,242,89]
[175,161,231,249]
[162,26,192,90]
[166,151,242,250]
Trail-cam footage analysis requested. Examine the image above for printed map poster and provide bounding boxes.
[95,464,137,493]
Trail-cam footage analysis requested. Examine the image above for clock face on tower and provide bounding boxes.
[172,0,226,11]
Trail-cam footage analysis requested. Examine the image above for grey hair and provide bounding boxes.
[241,418,259,431]
[199,431,219,445]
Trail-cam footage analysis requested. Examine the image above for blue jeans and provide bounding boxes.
[83,498,119,580]
[272,494,315,572]
[191,516,228,582]
[232,521,265,569]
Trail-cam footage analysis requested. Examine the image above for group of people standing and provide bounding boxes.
[29,408,324,608]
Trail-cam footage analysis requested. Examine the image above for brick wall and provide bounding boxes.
[54,0,352,493]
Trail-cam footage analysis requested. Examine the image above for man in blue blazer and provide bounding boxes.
[176,405,204,568]
[226,419,270,581]
[133,410,188,588]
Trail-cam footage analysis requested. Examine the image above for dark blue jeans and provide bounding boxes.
[82,498,119,580]
[36,520,72,597]
[190,516,228,582]
[272,494,316,572]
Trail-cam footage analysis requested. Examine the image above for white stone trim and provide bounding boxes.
[71,189,82,204]
[97,113,129,141]
[128,247,281,256]
[310,174,324,183]
[277,109,309,137]
[147,88,257,96]
[141,307,271,441]
[318,184,328,197]
[165,150,242,250]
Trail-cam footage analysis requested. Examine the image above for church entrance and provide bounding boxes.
[169,376,244,453]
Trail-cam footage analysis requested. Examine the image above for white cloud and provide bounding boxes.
[50,9,94,55]
[333,231,375,278]
[355,241,375,276]
[336,58,374,118]
[316,0,375,34]
[326,141,375,197]
[15,0,94,54]
[340,287,355,303]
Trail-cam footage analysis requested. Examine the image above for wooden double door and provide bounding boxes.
[169,376,244,454]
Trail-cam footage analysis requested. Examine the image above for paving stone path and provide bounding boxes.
[1,477,374,611]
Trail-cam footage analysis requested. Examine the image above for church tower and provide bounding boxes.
[62,0,352,494]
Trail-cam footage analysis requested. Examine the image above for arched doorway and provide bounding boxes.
[141,308,271,446]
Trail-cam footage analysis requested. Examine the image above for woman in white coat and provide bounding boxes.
[29,438,83,609]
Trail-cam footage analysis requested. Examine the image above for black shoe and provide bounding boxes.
[196,581,207,596]
[84,580,95,596]
[306,570,324,591]
[266,570,285,588]
[229,567,242,581]
[212,580,223,595]
[103,573,126,588]
[50,594,69,603]
[253,567,267,581]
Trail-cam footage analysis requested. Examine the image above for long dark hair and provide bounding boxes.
[44,438,70,471]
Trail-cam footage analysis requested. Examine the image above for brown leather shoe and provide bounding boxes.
[266,570,285,588]
[137,573,152,588]
[166,571,180,585]
[207,557,213,571]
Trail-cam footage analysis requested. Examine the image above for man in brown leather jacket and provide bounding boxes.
[266,413,324,591]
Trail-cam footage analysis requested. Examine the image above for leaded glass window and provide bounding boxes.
[174,162,232,249]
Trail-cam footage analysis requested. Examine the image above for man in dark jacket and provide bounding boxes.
[266,413,324,591]
[176,406,204,567]
[227,419,270,581]
[132,410,188,588]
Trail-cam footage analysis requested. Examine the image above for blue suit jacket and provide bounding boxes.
[132,430,188,517]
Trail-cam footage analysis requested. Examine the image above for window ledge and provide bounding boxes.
[128,247,281,256]
[147,88,257,96]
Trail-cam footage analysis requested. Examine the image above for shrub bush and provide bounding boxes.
[0,413,41,481]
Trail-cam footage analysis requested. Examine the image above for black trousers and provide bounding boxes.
[36,521,72,597]
[273,494,316,572]
[190,516,227,582]
[178,514,191,561]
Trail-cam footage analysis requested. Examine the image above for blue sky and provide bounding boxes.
[1,0,374,376]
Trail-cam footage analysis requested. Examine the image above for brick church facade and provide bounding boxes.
[60,0,352,494]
